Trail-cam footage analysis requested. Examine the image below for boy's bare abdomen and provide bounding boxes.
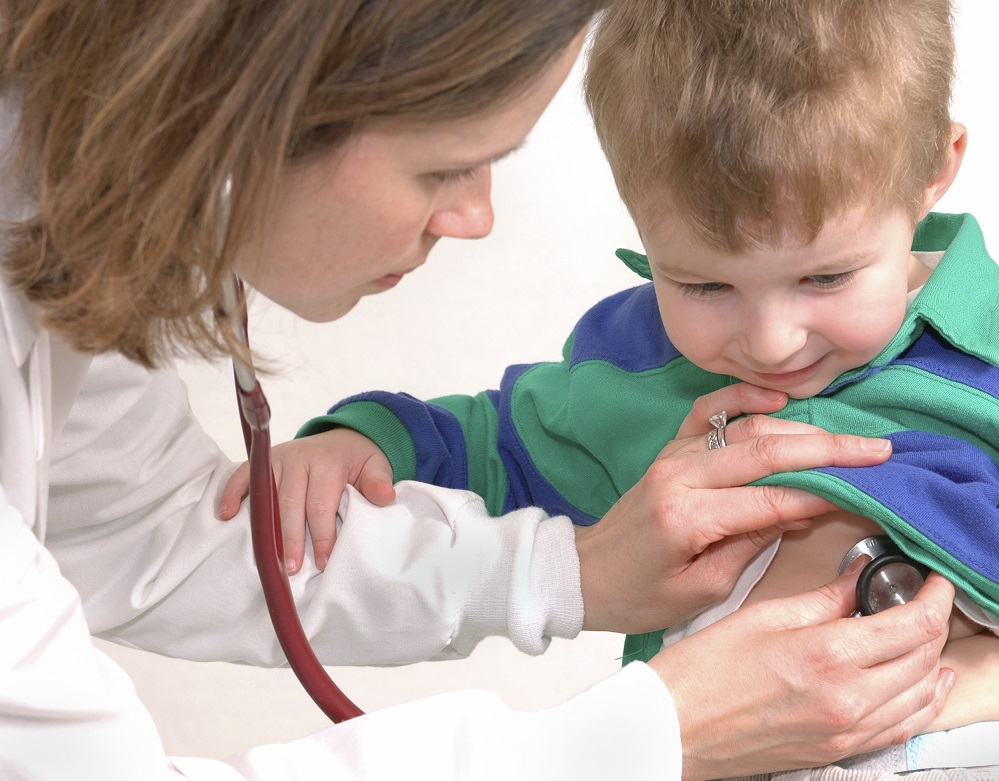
[743,510,999,731]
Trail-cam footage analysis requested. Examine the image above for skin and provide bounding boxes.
[234,33,587,323]
[647,206,925,399]
[642,125,967,400]
[743,508,998,734]
[221,385,954,779]
[641,124,998,735]
[219,36,957,778]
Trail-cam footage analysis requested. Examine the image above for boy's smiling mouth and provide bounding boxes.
[749,357,826,387]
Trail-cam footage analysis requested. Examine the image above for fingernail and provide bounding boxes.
[750,387,787,401]
[861,438,892,454]
[844,554,872,575]
[218,502,228,516]
[316,554,328,571]
[285,558,299,575]
[777,518,813,532]
[938,668,956,696]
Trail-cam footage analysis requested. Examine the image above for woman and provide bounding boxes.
[0,2,953,779]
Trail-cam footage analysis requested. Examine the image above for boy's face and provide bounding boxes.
[643,206,926,399]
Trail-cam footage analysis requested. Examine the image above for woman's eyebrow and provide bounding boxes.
[450,141,526,170]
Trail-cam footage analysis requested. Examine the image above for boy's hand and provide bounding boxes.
[219,428,395,573]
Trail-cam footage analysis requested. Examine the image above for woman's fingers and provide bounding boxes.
[641,430,891,549]
[665,428,893,489]
[684,483,838,544]
[796,571,954,755]
[652,568,955,779]
[675,382,789,439]
[854,668,955,754]
[830,572,954,668]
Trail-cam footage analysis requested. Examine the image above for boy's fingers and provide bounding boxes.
[357,467,397,507]
[309,520,336,572]
[305,473,343,571]
[219,462,250,520]
[277,466,310,575]
[280,530,306,576]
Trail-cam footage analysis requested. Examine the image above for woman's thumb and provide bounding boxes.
[780,554,871,628]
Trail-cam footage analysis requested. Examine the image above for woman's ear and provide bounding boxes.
[917,122,968,220]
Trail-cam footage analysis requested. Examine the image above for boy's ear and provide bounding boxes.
[917,122,967,220]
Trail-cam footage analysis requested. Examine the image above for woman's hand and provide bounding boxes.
[219,428,395,573]
[576,383,893,632]
[650,567,955,781]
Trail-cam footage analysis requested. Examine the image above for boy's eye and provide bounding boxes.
[676,281,728,298]
[806,271,855,289]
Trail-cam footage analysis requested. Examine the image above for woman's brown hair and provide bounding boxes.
[1,0,605,366]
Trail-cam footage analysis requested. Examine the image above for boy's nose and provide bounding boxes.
[741,309,809,368]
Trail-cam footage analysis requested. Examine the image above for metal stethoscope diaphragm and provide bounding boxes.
[838,535,931,616]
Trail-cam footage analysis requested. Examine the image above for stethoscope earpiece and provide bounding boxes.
[839,535,930,616]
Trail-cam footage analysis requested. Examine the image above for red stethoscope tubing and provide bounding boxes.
[231,282,363,723]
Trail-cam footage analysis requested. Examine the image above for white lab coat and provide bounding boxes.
[0,112,683,781]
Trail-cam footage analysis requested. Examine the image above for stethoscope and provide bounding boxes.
[217,178,363,723]
[213,184,929,722]
[838,535,931,616]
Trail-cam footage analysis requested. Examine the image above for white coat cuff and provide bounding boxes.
[448,494,584,656]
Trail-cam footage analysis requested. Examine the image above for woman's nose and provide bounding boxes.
[427,169,495,240]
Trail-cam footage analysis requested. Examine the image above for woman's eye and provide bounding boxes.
[806,271,855,289]
[676,281,728,298]
[430,167,478,184]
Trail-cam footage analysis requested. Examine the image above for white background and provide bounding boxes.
[98,2,999,760]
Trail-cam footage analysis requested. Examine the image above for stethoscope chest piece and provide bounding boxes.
[838,535,930,616]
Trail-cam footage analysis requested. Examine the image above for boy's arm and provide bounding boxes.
[298,284,719,525]
[295,331,639,523]
[297,387,515,516]
[219,361,584,572]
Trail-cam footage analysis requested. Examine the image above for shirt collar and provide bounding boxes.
[0,278,42,370]
[1,90,42,369]
[880,212,999,367]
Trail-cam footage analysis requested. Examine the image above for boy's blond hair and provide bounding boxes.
[585,0,955,250]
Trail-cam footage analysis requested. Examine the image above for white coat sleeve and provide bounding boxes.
[216,661,684,781]
[28,353,687,780]
[0,484,172,780]
[1,478,685,781]
[44,351,583,665]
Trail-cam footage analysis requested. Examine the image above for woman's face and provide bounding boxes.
[237,32,584,322]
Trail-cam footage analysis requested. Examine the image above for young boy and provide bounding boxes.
[225,0,999,772]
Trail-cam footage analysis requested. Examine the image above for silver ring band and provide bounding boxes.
[707,411,727,450]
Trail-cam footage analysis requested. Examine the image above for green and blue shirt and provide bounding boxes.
[301,212,999,656]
